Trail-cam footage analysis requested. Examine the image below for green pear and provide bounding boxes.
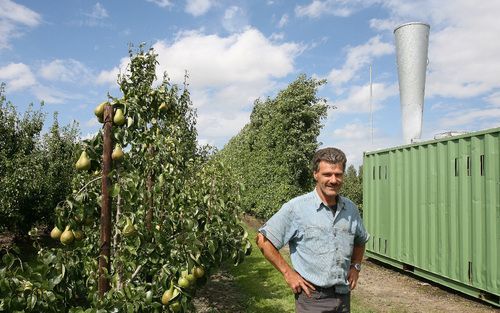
[178,276,190,288]
[60,226,75,245]
[161,283,174,305]
[75,151,91,171]
[193,266,205,279]
[112,144,124,161]
[94,101,106,118]
[113,108,126,126]
[72,230,84,241]
[159,102,168,112]
[50,226,62,240]
[122,217,136,237]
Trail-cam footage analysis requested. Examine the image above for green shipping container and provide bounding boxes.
[363,126,500,307]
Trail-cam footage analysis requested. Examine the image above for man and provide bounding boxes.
[256,147,369,313]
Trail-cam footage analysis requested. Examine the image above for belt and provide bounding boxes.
[312,284,349,294]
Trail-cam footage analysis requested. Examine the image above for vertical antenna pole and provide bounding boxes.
[370,64,373,145]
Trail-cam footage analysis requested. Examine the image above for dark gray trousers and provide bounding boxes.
[295,288,350,313]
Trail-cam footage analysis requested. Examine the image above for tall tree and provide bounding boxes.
[0,84,78,234]
[218,74,329,218]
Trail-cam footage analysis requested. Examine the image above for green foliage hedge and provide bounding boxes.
[0,85,78,234]
[341,164,363,214]
[217,75,328,219]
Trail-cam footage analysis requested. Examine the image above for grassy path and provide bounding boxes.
[229,221,296,312]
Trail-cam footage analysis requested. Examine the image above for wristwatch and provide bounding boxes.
[351,263,361,271]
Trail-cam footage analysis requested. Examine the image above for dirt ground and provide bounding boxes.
[194,215,499,313]
[355,259,498,313]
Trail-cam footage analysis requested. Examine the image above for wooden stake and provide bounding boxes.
[99,104,113,298]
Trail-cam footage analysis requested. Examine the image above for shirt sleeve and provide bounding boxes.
[258,202,298,250]
[354,209,370,246]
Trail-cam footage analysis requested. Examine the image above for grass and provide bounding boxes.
[229,221,378,313]
[229,224,295,313]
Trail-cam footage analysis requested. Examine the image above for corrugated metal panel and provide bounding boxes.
[363,127,500,306]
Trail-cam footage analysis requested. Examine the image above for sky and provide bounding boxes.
[1,0,500,167]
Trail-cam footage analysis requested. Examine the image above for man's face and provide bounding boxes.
[314,161,344,200]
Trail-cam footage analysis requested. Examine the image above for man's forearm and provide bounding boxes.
[256,232,315,295]
[351,244,365,263]
[256,232,293,276]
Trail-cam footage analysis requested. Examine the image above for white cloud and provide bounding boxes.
[89,3,108,19]
[222,6,248,33]
[146,0,172,8]
[185,0,213,17]
[32,85,76,104]
[327,36,393,90]
[96,66,120,86]
[0,0,41,49]
[438,107,500,130]
[331,82,398,114]
[0,62,36,91]
[278,14,289,28]
[0,0,41,26]
[295,0,376,18]
[333,122,372,140]
[39,59,93,83]
[324,122,397,167]
[82,2,109,27]
[152,28,301,88]
[270,32,285,41]
[96,28,302,146]
[369,18,399,32]
[152,28,301,144]
[197,111,250,139]
[484,92,500,107]
[96,55,129,86]
[0,61,90,104]
[85,117,100,128]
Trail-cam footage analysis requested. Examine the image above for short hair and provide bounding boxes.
[312,147,347,172]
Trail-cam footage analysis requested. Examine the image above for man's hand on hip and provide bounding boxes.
[284,269,316,297]
[347,268,360,290]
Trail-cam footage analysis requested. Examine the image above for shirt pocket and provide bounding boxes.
[303,226,333,255]
[334,228,355,259]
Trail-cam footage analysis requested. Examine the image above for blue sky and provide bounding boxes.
[1,0,500,167]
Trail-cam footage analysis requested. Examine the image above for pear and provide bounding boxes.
[94,101,106,118]
[75,151,91,171]
[113,108,126,126]
[161,285,174,305]
[178,276,190,288]
[60,226,75,245]
[185,273,196,284]
[193,266,205,279]
[50,226,62,240]
[112,144,124,161]
[72,230,84,241]
[170,302,181,312]
[159,102,168,112]
[122,217,136,237]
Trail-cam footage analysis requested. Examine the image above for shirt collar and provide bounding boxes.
[313,188,344,212]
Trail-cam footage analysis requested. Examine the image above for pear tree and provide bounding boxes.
[0,46,250,312]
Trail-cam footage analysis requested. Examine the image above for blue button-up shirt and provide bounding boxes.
[259,189,370,293]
